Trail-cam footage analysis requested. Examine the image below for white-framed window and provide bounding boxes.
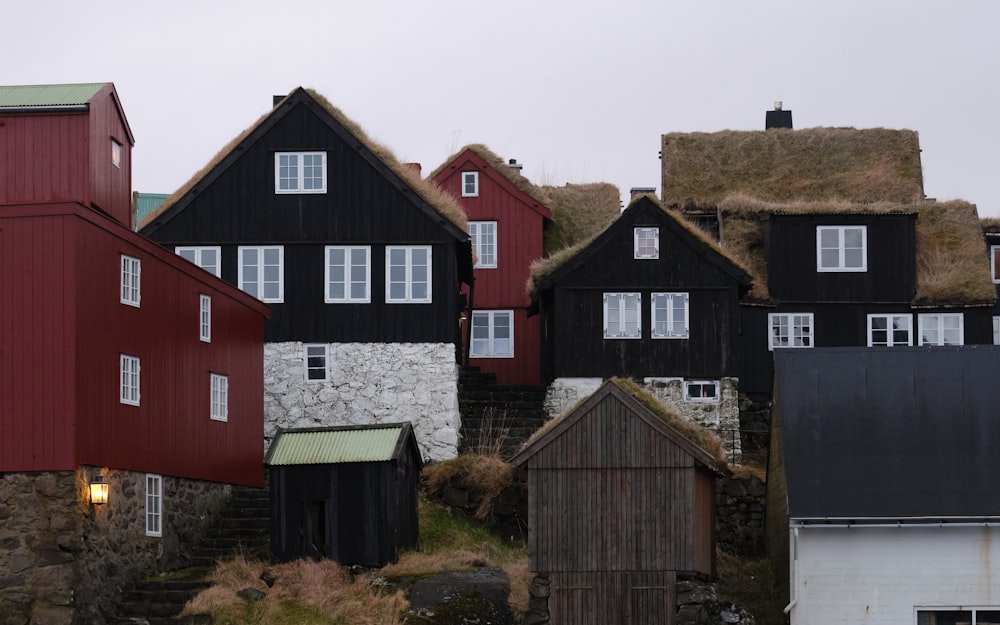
[918,313,964,346]
[991,245,1000,283]
[112,139,122,169]
[917,609,1000,625]
[470,310,514,358]
[469,221,497,269]
[994,316,999,345]
[146,474,162,537]
[634,227,659,259]
[238,246,283,303]
[604,293,641,339]
[120,354,140,406]
[210,373,228,422]
[651,292,689,338]
[199,294,211,342]
[386,246,431,303]
[121,254,141,307]
[325,246,370,303]
[768,313,814,350]
[867,313,912,347]
[304,344,329,381]
[175,246,221,277]
[685,380,720,403]
[461,171,479,197]
[275,151,327,194]
[816,225,867,272]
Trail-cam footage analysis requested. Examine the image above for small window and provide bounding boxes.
[121,254,141,307]
[304,344,329,381]
[275,152,327,194]
[768,313,814,350]
[994,316,999,345]
[867,314,911,346]
[470,310,514,358]
[238,246,284,303]
[634,227,659,259]
[685,380,720,403]
[461,171,479,197]
[918,313,964,346]
[146,474,162,537]
[386,246,432,303]
[176,246,221,277]
[816,225,867,272]
[200,294,211,342]
[651,292,688,338]
[111,140,122,169]
[120,354,140,406]
[992,245,1000,283]
[604,293,641,339]
[325,246,370,303]
[917,609,1000,625]
[210,373,228,422]
[469,221,497,269]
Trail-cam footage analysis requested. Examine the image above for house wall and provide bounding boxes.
[86,85,132,226]
[0,111,91,207]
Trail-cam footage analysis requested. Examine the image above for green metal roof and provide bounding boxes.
[266,424,407,465]
[134,193,170,226]
[0,83,106,108]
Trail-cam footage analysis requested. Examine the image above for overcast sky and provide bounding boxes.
[7,0,1000,215]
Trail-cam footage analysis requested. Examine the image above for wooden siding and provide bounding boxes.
[87,84,133,226]
[549,571,676,625]
[466,307,539,384]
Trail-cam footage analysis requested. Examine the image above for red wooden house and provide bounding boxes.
[431,145,551,384]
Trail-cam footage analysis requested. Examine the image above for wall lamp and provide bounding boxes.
[89,475,109,505]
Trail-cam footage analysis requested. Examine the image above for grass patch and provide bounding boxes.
[422,455,514,520]
[716,549,784,625]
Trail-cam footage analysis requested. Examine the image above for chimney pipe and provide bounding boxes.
[507,158,523,173]
[765,101,793,130]
[630,187,657,201]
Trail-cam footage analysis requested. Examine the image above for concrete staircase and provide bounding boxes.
[458,367,547,460]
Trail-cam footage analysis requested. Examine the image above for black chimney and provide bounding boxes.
[765,101,793,129]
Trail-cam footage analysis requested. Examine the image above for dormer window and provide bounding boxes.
[634,228,659,259]
[275,152,327,194]
[817,226,866,272]
[111,140,122,169]
[462,172,479,197]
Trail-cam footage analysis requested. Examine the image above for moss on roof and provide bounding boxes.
[537,182,621,257]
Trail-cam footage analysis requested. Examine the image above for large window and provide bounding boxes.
[121,254,141,307]
[816,225,867,272]
[238,246,283,303]
[651,292,688,338]
[200,294,211,342]
[604,293,641,339]
[146,474,162,537]
[210,373,228,422]
[176,246,221,277]
[918,313,964,346]
[325,246,370,303]
[304,344,329,381]
[867,314,911,346]
[918,609,1000,625]
[120,354,140,406]
[469,221,497,269]
[461,171,479,197]
[471,310,513,358]
[275,152,326,194]
[634,227,659,259]
[386,246,431,303]
[768,313,814,350]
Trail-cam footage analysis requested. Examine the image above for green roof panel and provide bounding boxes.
[135,193,170,225]
[0,83,106,108]
[266,425,405,465]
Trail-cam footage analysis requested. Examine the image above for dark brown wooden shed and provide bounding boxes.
[511,379,725,625]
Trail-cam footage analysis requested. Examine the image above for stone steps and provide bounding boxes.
[458,370,548,460]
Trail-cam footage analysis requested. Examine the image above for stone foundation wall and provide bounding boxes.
[264,342,460,462]
[716,473,767,556]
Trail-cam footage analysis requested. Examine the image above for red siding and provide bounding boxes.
[0,112,90,207]
[87,84,133,226]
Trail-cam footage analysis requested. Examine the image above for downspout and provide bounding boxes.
[463,275,475,367]
[784,526,798,615]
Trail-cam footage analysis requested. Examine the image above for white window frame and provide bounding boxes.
[175,246,221,278]
[111,139,122,169]
[768,313,814,350]
[916,608,1000,625]
[120,354,140,406]
[461,171,479,197]
[274,151,327,194]
[238,246,284,303]
[994,316,1000,345]
[325,246,371,303]
[684,380,720,403]
[470,310,514,358]
[816,225,867,272]
[866,313,912,347]
[469,221,497,269]
[121,254,141,307]
[385,246,432,303]
[634,227,660,259]
[146,474,162,537]
[651,292,689,339]
[199,294,211,343]
[210,373,228,422]
[992,245,1000,283]
[918,313,964,346]
[604,293,642,339]
[304,344,329,381]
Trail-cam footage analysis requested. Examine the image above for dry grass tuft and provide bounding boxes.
[728,464,766,481]
[537,182,621,256]
[380,549,494,578]
[981,217,1000,231]
[501,559,533,621]
[423,455,514,520]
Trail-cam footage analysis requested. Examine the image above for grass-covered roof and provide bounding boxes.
[429,144,550,210]
[537,182,621,256]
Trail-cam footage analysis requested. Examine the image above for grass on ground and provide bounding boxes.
[716,549,785,625]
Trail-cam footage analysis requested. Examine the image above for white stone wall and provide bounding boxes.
[263,342,460,462]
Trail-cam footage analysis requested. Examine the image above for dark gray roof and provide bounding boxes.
[774,346,1000,520]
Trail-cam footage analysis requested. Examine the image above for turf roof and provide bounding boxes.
[536,182,621,256]
[430,143,551,209]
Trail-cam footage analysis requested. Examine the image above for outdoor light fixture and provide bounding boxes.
[90,476,108,505]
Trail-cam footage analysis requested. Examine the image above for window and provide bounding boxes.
[867,314,911,346]
[461,171,479,197]
[634,227,659,259]
[994,316,999,345]
[199,294,211,342]
[768,313,814,350]
[238,246,283,302]
[386,246,431,303]
[176,246,221,277]
[685,380,720,402]
[325,246,370,303]
[470,310,513,358]
[111,139,122,168]
[304,344,329,381]
[120,254,141,307]
[816,225,867,272]
[120,354,140,406]
[918,313,964,346]
[604,293,641,339]
[210,373,228,422]
[918,609,1000,625]
[275,152,326,194]
[651,292,688,338]
[469,221,497,269]
[992,245,1000,283]
[146,474,162,537]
